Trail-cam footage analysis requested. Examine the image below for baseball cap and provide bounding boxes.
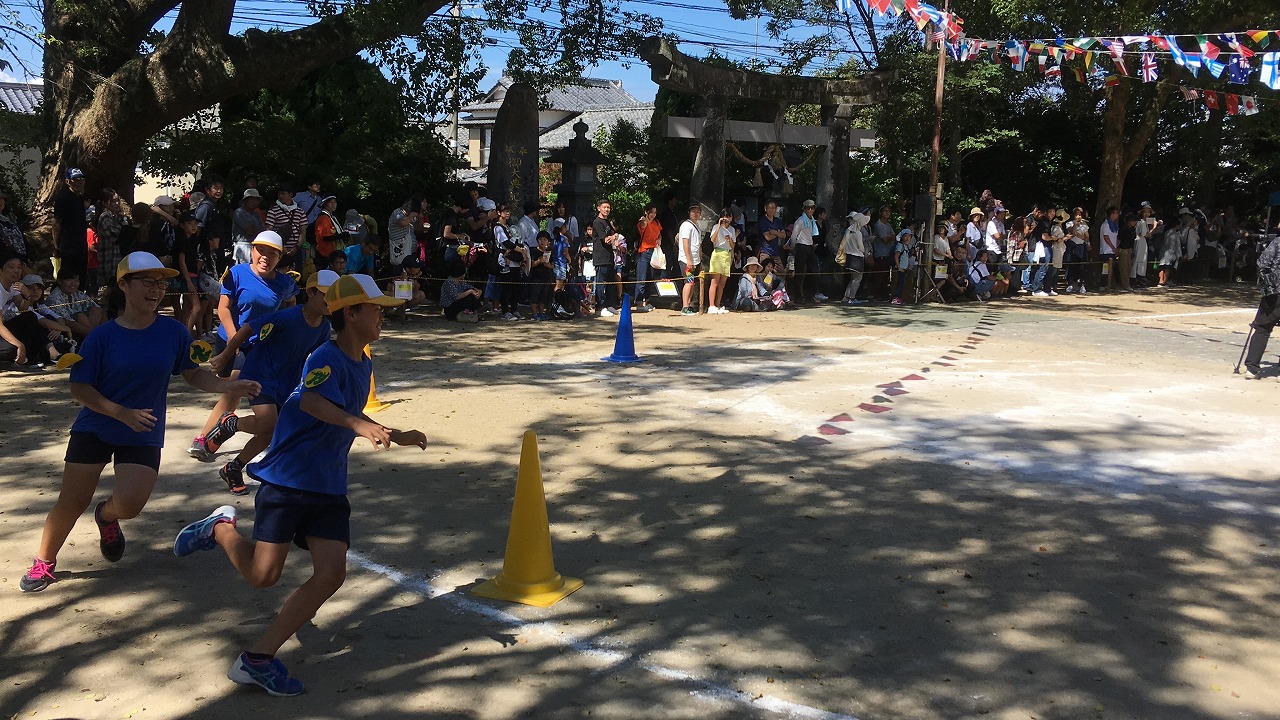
[251,230,284,251]
[178,211,199,224]
[117,251,179,281]
[306,269,340,291]
[325,273,404,313]
[400,255,422,270]
[66,168,85,180]
[154,194,176,206]
[476,197,496,212]
[20,274,45,286]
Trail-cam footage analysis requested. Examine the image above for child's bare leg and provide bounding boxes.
[34,462,107,563]
[214,522,289,589]
[249,537,347,656]
[234,405,278,465]
[201,389,243,436]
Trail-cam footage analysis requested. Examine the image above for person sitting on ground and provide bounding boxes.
[946,253,975,301]
[386,256,426,318]
[732,257,770,312]
[758,255,791,308]
[47,269,106,339]
[344,235,378,276]
[968,249,997,300]
[439,262,481,322]
[20,274,78,364]
[328,251,348,276]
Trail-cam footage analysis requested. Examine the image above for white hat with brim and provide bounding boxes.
[242,188,261,199]
[117,251,179,281]
[744,256,762,271]
[326,273,404,313]
[306,269,340,292]
[251,230,284,251]
[153,195,176,206]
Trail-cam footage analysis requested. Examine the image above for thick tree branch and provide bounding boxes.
[1121,83,1171,171]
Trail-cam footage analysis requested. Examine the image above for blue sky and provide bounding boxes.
[1,1,828,104]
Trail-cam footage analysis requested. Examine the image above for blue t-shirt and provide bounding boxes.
[238,306,332,404]
[552,237,570,271]
[218,264,297,341]
[248,341,370,496]
[70,317,199,447]
[345,244,375,274]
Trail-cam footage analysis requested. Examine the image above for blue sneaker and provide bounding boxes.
[173,505,236,556]
[228,653,305,696]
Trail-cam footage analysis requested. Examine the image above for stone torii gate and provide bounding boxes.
[639,37,890,235]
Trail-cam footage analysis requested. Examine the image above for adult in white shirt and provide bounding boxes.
[983,207,1006,258]
[964,208,984,261]
[676,204,703,315]
[1064,207,1090,294]
[1133,203,1160,287]
[840,211,869,304]
[789,199,819,303]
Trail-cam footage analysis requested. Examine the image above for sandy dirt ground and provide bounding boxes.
[2,284,1279,720]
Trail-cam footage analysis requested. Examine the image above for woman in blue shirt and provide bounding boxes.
[20,252,260,593]
[189,230,296,461]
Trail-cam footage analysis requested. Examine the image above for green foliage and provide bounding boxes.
[0,107,40,221]
[594,119,651,226]
[140,57,457,230]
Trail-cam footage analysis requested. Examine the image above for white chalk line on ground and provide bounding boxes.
[346,552,859,720]
[1105,308,1252,321]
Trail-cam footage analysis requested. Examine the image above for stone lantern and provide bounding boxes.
[544,119,609,234]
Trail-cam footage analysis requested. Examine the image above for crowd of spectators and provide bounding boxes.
[3,168,1280,362]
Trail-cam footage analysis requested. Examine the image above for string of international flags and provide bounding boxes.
[835,0,1280,115]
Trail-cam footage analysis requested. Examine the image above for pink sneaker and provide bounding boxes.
[20,558,56,592]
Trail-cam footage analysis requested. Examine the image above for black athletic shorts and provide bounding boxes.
[250,481,350,550]
[64,431,162,471]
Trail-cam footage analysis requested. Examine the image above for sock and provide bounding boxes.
[223,415,239,433]
[244,651,273,663]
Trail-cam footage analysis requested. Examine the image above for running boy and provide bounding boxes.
[173,273,426,696]
[206,270,339,494]
[20,252,260,592]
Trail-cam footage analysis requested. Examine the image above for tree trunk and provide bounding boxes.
[31,0,445,250]
[1090,81,1170,288]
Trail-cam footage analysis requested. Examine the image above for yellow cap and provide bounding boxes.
[307,269,340,291]
[117,251,179,281]
[325,273,403,313]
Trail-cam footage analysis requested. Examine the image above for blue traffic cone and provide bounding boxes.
[602,293,644,363]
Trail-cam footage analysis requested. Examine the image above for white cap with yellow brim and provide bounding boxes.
[325,273,404,313]
[251,230,284,251]
[307,269,340,292]
[117,251,179,281]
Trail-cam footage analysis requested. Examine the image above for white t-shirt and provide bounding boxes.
[1100,220,1119,254]
[932,235,950,262]
[677,220,701,267]
[984,219,1004,254]
[388,206,414,266]
[712,224,735,251]
[791,213,817,246]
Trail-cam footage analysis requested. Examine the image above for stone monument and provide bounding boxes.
[487,82,541,210]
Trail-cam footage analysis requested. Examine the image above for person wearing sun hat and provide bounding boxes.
[205,269,340,495]
[188,230,298,462]
[19,251,261,594]
[175,272,425,698]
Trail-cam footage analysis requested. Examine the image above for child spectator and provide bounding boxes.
[328,251,348,276]
[758,255,790,308]
[497,211,527,320]
[439,262,481,322]
[21,274,78,365]
[528,231,554,320]
[552,221,571,296]
[611,218,628,309]
[47,269,106,339]
[891,228,917,306]
[386,256,426,318]
[174,274,425,696]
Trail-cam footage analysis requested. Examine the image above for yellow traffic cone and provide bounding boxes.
[363,344,390,413]
[473,431,583,607]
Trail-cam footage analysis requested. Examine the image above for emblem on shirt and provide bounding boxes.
[303,365,332,389]
[189,340,214,364]
[258,323,274,341]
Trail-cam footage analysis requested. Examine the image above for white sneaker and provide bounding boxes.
[1033,291,1049,297]
[599,308,616,317]
[1065,284,1076,294]
[1078,287,1087,295]
[1048,290,1059,296]
[814,293,829,301]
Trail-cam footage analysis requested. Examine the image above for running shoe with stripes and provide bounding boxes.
[227,653,305,696]
[220,460,250,495]
[20,558,56,592]
[188,436,213,462]
[173,505,237,556]
[95,500,125,562]
[204,412,239,453]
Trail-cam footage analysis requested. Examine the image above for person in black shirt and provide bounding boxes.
[591,199,619,316]
[52,168,89,287]
[173,212,203,331]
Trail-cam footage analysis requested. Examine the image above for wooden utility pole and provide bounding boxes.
[923,3,949,302]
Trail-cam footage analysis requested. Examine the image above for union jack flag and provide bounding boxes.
[1140,52,1159,82]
